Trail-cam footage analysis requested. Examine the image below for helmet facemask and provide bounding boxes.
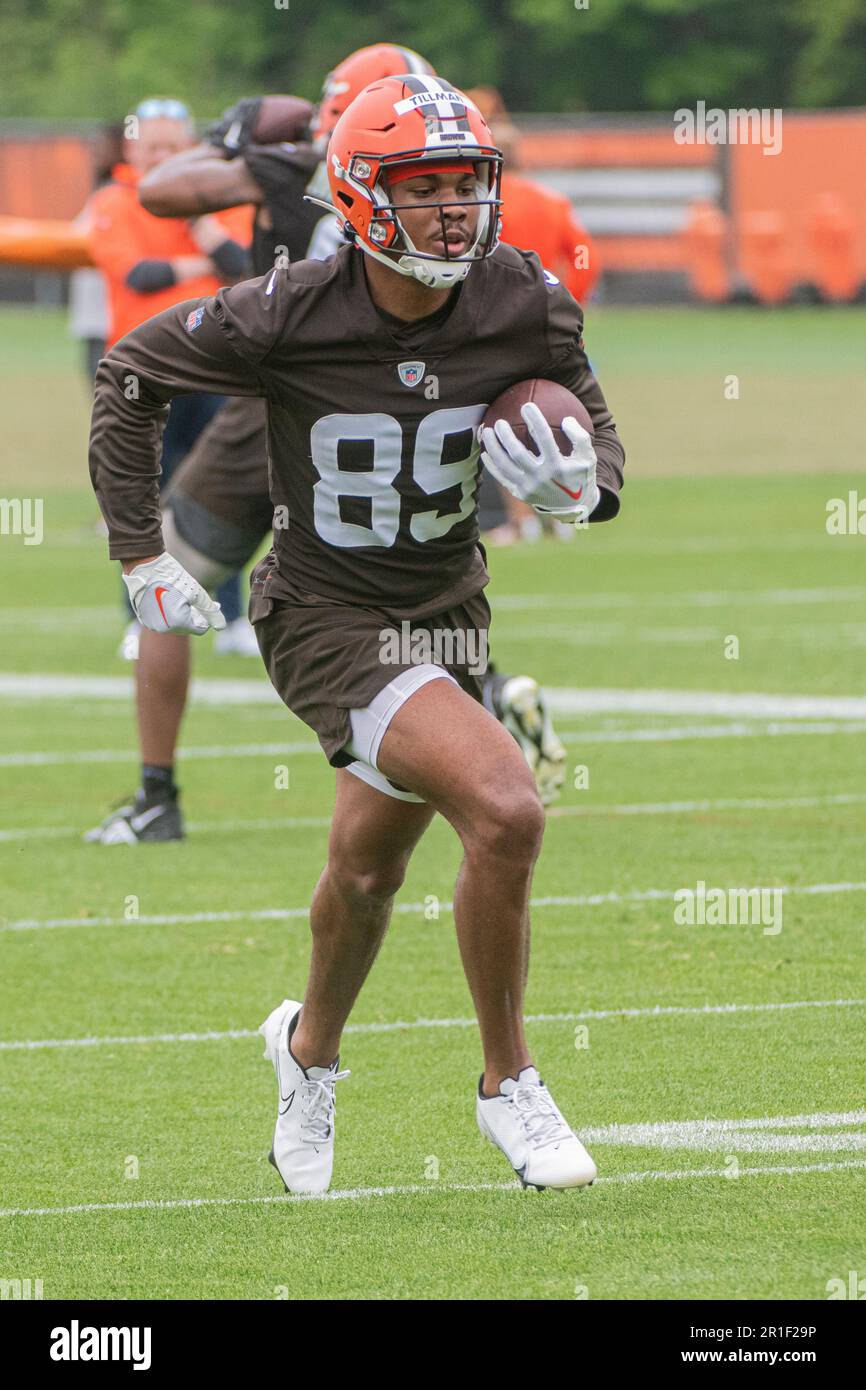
[348,150,503,289]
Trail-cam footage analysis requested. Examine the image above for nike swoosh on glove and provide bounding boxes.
[122,553,226,635]
[480,400,600,522]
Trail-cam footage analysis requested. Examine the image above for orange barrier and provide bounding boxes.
[681,203,729,301]
[730,113,866,294]
[519,127,715,168]
[807,193,858,300]
[0,214,92,268]
[0,138,92,221]
[739,211,791,304]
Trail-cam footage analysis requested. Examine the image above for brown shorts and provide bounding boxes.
[249,578,492,766]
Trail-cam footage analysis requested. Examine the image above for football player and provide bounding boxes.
[89,76,624,1192]
[85,44,566,845]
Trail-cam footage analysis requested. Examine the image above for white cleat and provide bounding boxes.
[214,616,261,658]
[477,1065,597,1191]
[498,675,566,806]
[259,998,350,1195]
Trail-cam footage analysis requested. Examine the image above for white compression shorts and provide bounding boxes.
[344,664,457,802]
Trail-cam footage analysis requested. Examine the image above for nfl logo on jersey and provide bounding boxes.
[185,306,205,333]
[397,360,425,387]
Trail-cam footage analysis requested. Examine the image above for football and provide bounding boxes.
[252,95,314,145]
[481,378,594,453]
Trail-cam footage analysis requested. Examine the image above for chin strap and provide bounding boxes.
[409,260,472,288]
[384,247,472,289]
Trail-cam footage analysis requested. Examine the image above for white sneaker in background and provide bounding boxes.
[118,619,140,662]
[259,999,350,1195]
[214,616,260,657]
[477,1065,597,1191]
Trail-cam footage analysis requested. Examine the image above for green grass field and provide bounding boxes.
[1,306,864,1300]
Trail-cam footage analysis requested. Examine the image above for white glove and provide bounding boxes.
[122,552,226,635]
[480,400,600,521]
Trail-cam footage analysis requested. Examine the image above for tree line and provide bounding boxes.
[2,0,864,119]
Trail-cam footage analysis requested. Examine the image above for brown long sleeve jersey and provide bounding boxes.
[89,242,625,611]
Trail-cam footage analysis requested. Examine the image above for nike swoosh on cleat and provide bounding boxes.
[278,1088,295,1116]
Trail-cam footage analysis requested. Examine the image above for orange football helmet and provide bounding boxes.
[325,75,502,288]
[312,43,436,143]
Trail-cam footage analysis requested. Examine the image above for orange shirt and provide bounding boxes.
[500,171,599,305]
[86,164,253,346]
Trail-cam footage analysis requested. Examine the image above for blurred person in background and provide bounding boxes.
[69,122,124,383]
[86,97,257,658]
[467,87,600,546]
[468,86,598,302]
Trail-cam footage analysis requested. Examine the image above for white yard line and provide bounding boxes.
[0,742,318,768]
[2,790,863,844]
[499,623,866,650]
[560,720,866,743]
[545,689,866,719]
[2,1158,864,1218]
[0,814,332,842]
[5,719,866,770]
[0,673,283,706]
[548,791,866,817]
[494,586,866,612]
[4,673,866,720]
[4,879,866,934]
[0,609,122,632]
[583,1110,866,1153]
[1,997,863,1053]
